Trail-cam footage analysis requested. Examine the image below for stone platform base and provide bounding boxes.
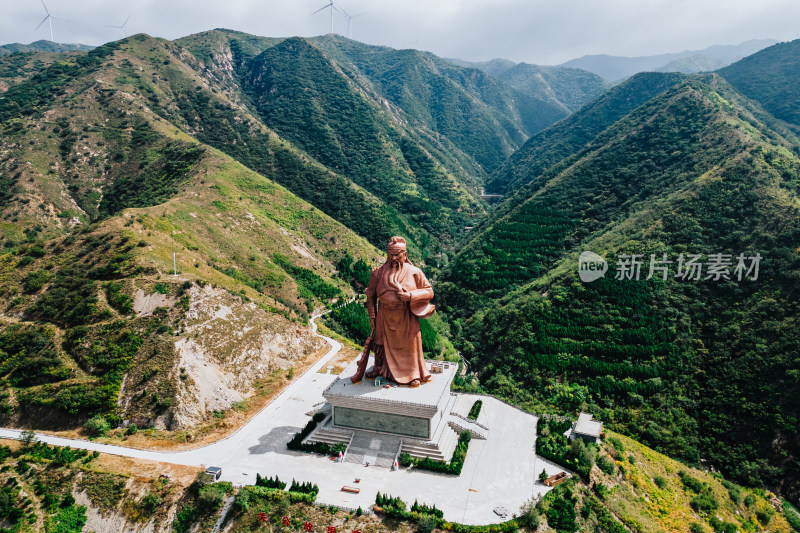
[304,392,490,468]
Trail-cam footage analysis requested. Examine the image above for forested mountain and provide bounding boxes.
[1,28,799,520]
[486,71,687,195]
[440,71,800,503]
[169,29,596,260]
[446,58,610,114]
[0,28,582,431]
[561,39,778,81]
[719,39,800,129]
[493,63,611,112]
[0,40,94,56]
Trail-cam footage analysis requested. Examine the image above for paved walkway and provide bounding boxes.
[0,312,563,525]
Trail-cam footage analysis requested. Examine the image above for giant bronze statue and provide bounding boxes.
[350,236,435,387]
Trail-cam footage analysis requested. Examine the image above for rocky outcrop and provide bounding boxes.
[166,284,323,428]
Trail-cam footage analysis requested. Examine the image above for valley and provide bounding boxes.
[0,27,798,533]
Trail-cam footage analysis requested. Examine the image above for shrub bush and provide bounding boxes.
[84,415,110,437]
[467,400,482,420]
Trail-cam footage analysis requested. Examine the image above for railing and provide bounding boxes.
[448,411,489,431]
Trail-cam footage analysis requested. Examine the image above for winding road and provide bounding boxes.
[0,312,560,525]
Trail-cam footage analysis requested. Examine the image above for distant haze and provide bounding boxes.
[2,0,798,64]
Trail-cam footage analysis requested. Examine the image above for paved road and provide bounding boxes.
[0,312,561,525]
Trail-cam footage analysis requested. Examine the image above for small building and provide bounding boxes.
[205,466,222,481]
[564,412,603,444]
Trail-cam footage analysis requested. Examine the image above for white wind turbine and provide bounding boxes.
[34,0,70,43]
[337,6,367,39]
[312,0,345,35]
[105,14,131,38]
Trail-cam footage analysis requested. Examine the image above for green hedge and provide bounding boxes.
[467,400,482,420]
[239,485,316,504]
[286,412,346,455]
[375,492,518,532]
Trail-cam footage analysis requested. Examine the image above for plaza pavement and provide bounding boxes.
[0,313,564,525]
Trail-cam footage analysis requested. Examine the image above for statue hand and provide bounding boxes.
[398,289,411,302]
[370,318,376,332]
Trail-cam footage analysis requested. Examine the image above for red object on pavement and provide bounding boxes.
[304,521,314,532]
[328,527,336,533]
[281,515,290,525]
[258,512,268,523]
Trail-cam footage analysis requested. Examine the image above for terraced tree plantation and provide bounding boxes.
[443,71,800,505]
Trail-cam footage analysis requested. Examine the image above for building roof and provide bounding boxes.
[573,412,602,438]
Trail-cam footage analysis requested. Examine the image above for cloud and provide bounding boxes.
[3,0,798,64]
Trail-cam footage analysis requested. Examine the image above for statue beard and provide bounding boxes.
[388,257,405,292]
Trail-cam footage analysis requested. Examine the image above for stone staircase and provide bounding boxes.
[342,432,402,468]
[303,415,352,448]
[447,415,487,440]
[450,394,488,429]
[400,424,459,462]
[450,394,474,417]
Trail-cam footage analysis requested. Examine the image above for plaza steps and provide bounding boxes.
[447,415,488,440]
[342,432,402,468]
[400,425,459,462]
[449,394,489,429]
[305,425,353,447]
[450,394,474,417]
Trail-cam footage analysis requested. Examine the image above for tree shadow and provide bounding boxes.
[247,425,305,455]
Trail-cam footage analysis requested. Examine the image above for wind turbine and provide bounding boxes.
[105,14,131,38]
[34,0,70,43]
[312,0,345,35]
[337,6,367,39]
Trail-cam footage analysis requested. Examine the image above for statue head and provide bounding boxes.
[386,236,408,268]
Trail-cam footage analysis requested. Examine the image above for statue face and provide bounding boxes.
[388,248,406,267]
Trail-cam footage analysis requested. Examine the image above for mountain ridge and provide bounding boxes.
[441,72,800,503]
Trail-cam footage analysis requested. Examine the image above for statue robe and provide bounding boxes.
[365,261,433,384]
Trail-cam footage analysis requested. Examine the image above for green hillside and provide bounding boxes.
[159,31,496,260]
[0,36,381,429]
[719,38,800,129]
[486,71,687,195]
[532,430,795,533]
[495,63,611,112]
[308,35,564,173]
[442,74,800,504]
[0,40,94,56]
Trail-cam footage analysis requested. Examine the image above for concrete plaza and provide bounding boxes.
[0,316,565,525]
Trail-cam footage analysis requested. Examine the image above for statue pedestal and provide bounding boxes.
[306,357,484,467]
[323,355,456,439]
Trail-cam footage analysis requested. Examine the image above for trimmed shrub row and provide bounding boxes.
[286,412,347,455]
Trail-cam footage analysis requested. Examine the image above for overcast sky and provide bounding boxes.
[4,0,799,64]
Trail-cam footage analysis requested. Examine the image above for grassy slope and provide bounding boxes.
[0,34,381,430]
[442,75,800,502]
[541,431,794,533]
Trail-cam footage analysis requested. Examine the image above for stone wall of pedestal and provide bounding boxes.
[323,358,458,442]
[332,406,430,438]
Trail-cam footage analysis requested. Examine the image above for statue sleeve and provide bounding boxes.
[409,270,433,303]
